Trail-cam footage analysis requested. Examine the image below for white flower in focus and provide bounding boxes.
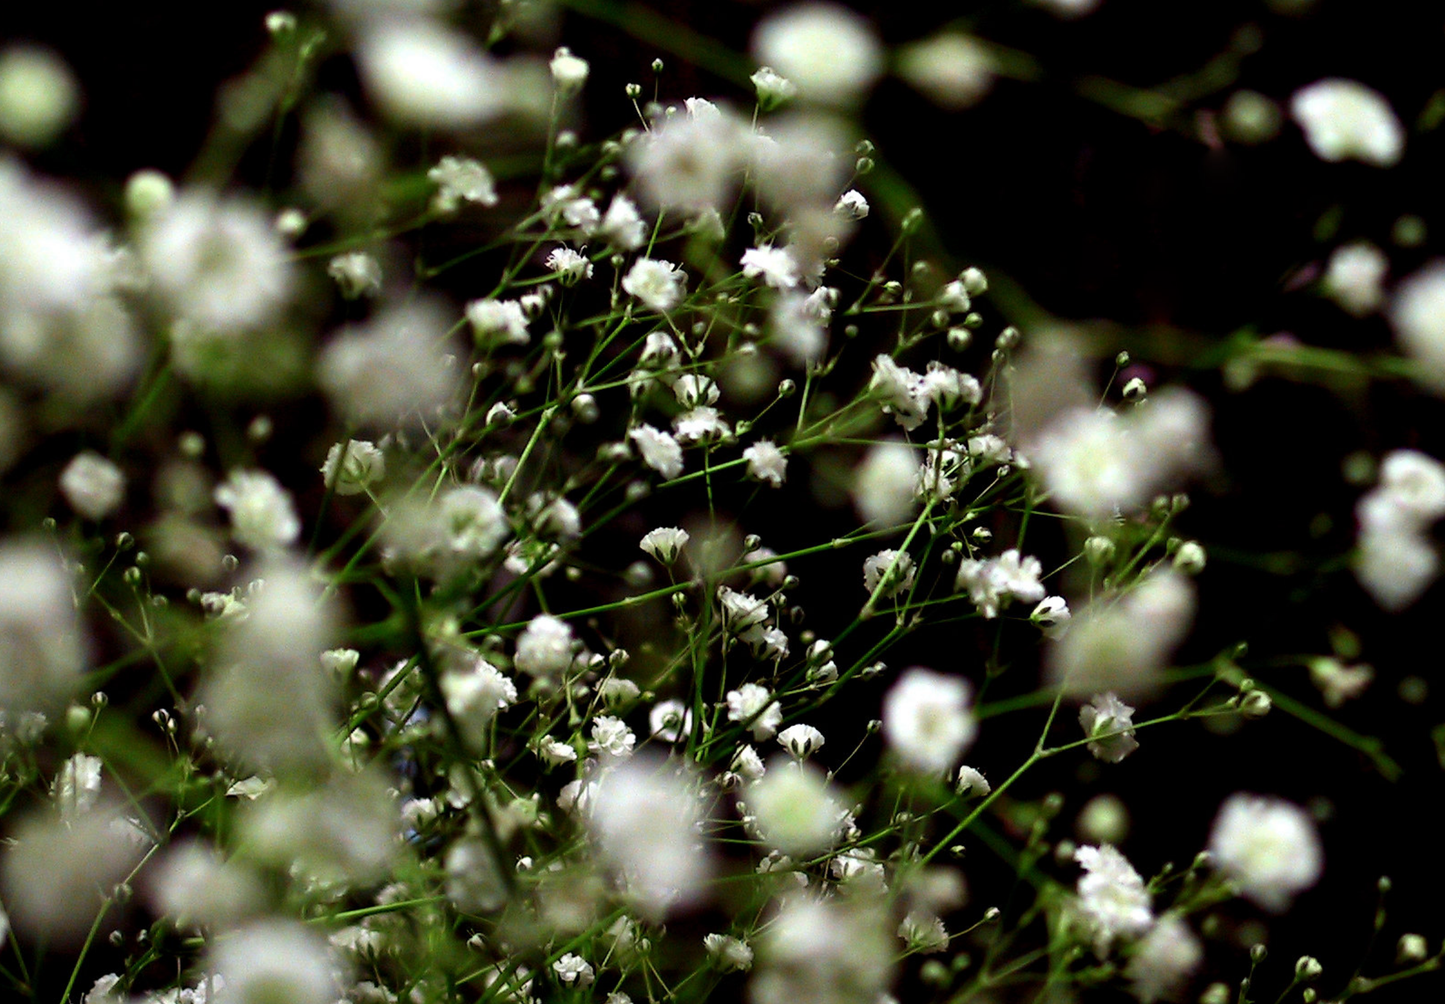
[897,33,995,110]
[59,451,125,521]
[215,470,300,551]
[465,299,530,350]
[1290,79,1403,167]
[672,374,719,409]
[705,933,755,971]
[207,920,339,1004]
[956,765,990,797]
[726,682,783,740]
[321,439,385,496]
[883,668,975,775]
[440,658,517,749]
[1324,242,1387,316]
[751,66,797,109]
[744,440,788,487]
[673,406,730,445]
[622,258,686,312]
[357,22,508,128]
[1030,595,1071,638]
[898,911,950,954]
[834,189,869,220]
[327,252,383,299]
[589,714,636,759]
[742,245,801,289]
[862,549,915,598]
[141,191,293,331]
[1126,913,1204,1004]
[428,155,499,212]
[732,744,767,782]
[1390,262,1445,393]
[629,424,684,479]
[1208,794,1322,912]
[746,759,845,856]
[550,47,589,96]
[777,723,825,759]
[545,246,593,283]
[868,355,929,430]
[553,954,594,987]
[1079,692,1139,764]
[514,614,573,678]
[640,526,689,565]
[1075,844,1153,955]
[954,550,1045,619]
[649,699,692,743]
[537,737,578,765]
[751,3,883,107]
[853,440,921,527]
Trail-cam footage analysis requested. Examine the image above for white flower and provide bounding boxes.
[622,257,687,312]
[1353,449,1445,609]
[545,246,593,283]
[356,22,509,128]
[862,549,915,598]
[1075,844,1153,955]
[53,752,102,820]
[741,245,801,289]
[553,953,594,986]
[1378,450,1445,521]
[956,765,990,797]
[320,439,385,496]
[327,251,383,299]
[549,47,589,96]
[718,586,771,638]
[833,189,869,220]
[853,440,921,527]
[440,658,516,748]
[207,920,339,1004]
[954,550,1046,619]
[141,191,293,331]
[705,933,754,971]
[1030,595,1071,638]
[1079,693,1139,764]
[0,45,79,148]
[726,682,783,740]
[746,759,846,855]
[629,424,684,479]
[743,440,788,487]
[777,723,825,759]
[1390,261,1445,392]
[922,362,981,412]
[1048,569,1195,698]
[316,300,461,428]
[898,911,950,954]
[1290,79,1403,167]
[1308,657,1374,708]
[868,355,930,430]
[599,195,646,250]
[640,526,689,565]
[1324,242,1387,316]
[514,615,573,678]
[883,668,975,775]
[537,737,577,765]
[673,406,729,444]
[428,155,499,212]
[897,33,995,110]
[770,291,828,367]
[649,699,692,742]
[750,66,797,109]
[627,106,745,211]
[672,373,719,409]
[1208,794,1322,912]
[438,485,508,560]
[589,714,636,759]
[59,451,125,521]
[465,298,529,347]
[1126,914,1204,1004]
[215,470,300,551]
[751,3,883,107]
[732,744,767,781]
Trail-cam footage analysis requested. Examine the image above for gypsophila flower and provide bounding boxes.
[465,298,530,347]
[1030,595,1071,638]
[899,911,950,954]
[751,3,883,107]
[640,526,689,565]
[622,257,687,312]
[552,954,594,987]
[1309,657,1373,707]
[727,682,783,740]
[629,424,684,479]
[954,549,1045,619]
[1208,794,1322,912]
[1324,242,1387,316]
[863,549,915,598]
[546,246,593,283]
[358,22,509,128]
[215,470,300,550]
[59,451,125,521]
[834,188,869,219]
[777,723,825,759]
[439,485,508,560]
[883,668,976,775]
[321,439,385,496]
[536,737,578,765]
[673,373,720,408]
[746,758,846,855]
[1075,844,1153,955]
[1126,914,1204,1004]
[327,251,383,299]
[751,66,797,110]
[1290,78,1403,167]
[897,32,995,110]
[599,194,646,250]
[515,614,574,678]
[868,354,929,430]
[744,440,788,487]
[673,406,730,444]
[742,245,801,289]
[956,765,990,797]
[440,658,517,748]
[428,156,499,212]
[732,744,767,781]
[549,47,589,96]
[705,933,755,971]
[649,699,692,742]
[589,715,636,759]
[1079,692,1139,764]
[854,440,921,526]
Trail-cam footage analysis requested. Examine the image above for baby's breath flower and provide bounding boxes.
[1324,242,1387,316]
[743,440,788,487]
[854,440,921,527]
[954,550,1045,619]
[732,744,767,781]
[1290,78,1403,167]
[897,32,995,110]
[589,714,636,759]
[327,251,383,299]
[640,526,689,565]
[1075,844,1153,955]
[726,682,783,740]
[536,737,577,765]
[549,47,589,97]
[898,911,950,954]
[1126,914,1204,1004]
[648,699,692,742]
[215,470,301,551]
[1207,794,1322,912]
[751,3,883,107]
[883,668,975,775]
[59,451,125,521]
[750,66,797,110]
[741,245,801,289]
[622,257,687,312]
[465,298,530,347]
[546,246,593,284]
[1030,595,1071,638]
[1079,692,1139,764]
[552,953,594,986]
[833,188,869,219]
[747,758,845,855]
[357,22,509,128]
[705,933,755,971]
[673,406,730,445]
[956,764,990,797]
[629,424,684,479]
[321,439,385,496]
[515,615,574,679]
[862,549,915,598]
[599,195,646,251]
[868,355,929,431]
[777,723,825,759]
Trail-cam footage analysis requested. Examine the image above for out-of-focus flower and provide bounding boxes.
[896,33,995,110]
[752,3,883,107]
[1208,793,1322,912]
[883,668,976,775]
[1291,79,1402,167]
[1075,844,1153,955]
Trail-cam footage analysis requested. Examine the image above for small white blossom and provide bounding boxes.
[465,299,530,347]
[629,424,684,479]
[589,715,636,759]
[726,682,783,740]
[777,723,825,759]
[863,549,915,598]
[59,452,125,521]
[741,245,801,289]
[896,32,995,110]
[833,189,869,220]
[1126,914,1204,1004]
[1208,794,1322,912]
[750,66,797,109]
[552,954,594,987]
[743,440,788,487]
[599,195,646,251]
[428,155,499,212]
[1030,595,1071,638]
[1075,844,1153,955]
[1290,78,1403,167]
[321,439,385,496]
[705,933,755,971]
[751,3,883,107]
[746,759,846,856]
[649,699,692,743]
[622,258,687,312]
[1079,692,1139,764]
[954,550,1046,619]
[514,615,574,678]
[956,765,990,797]
[640,526,689,565]
[536,737,578,765]
[545,246,593,283]
[215,470,300,551]
[327,251,383,299]
[673,406,729,444]
[883,668,976,775]
[1324,242,1387,316]
[549,47,589,96]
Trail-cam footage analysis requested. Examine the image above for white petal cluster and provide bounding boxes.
[882,668,976,775]
[514,614,574,678]
[1208,794,1322,912]
[1324,242,1387,317]
[744,440,788,487]
[897,33,995,110]
[1290,79,1403,167]
[862,549,915,599]
[1354,449,1445,610]
[549,47,589,96]
[751,3,883,107]
[429,155,499,212]
[546,246,593,283]
[215,470,301,551]
[649,699,692,742]
[627,104,745,211]
[741,245,801,289]
[321,439,385,496]
[599,194,646,251]
[59,451,125,521]
[853,440,921,527]
[327,251,384,299]
[356,21,511,128]
[1079,692,1139,763]
[440,656,517,748]
[1390,261,1445,394]
[1048,569,1195,698]
[726,682,783,740]
[1074,844,1153,955]
[207,920,340,1004]
[1126,913,1204,1003]
[317,300,461,428]
[745,758,845,856]
[640,526,689,565]
[465,298,530,347]
[954,549,1046,619]
[622,258,686,312]
[704,932,754,971]
[629,424,684,480]
[589,715,636,759]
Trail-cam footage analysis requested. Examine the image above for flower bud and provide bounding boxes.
[1397,933,1428,964]
[1295,957,1322,981]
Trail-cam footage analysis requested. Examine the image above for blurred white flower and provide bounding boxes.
[746,758,846,856]
[622,258,686,311]
[215,470,300,551]
[515,614,574,678]
[853,440,921,526]
[1390,262,1445,393]
[1048,569,1195,698]
[357,22,510,128]
[0,45,79,148]
[744,440,788,487]
[207,920,341,1004]
[627,106,745,211]
[883,668,976,775]
[429,155,499,212]
[550,47,589,97]
[1290,79,1403,167]
[1208,794,1322,912]
[705,932,754,971]
[317,300,462,428]
[321,439,385,496]
[1323,242,1387,316]
[327,251,383,299]
[751,3,883,107]
[897,33,995,110]
[59,451,125,521]
[1127,914,1203,1003]
[742,245,801,289]
[1075,844,1153,955]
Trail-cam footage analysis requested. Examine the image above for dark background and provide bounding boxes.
[5,0,1444,1000]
